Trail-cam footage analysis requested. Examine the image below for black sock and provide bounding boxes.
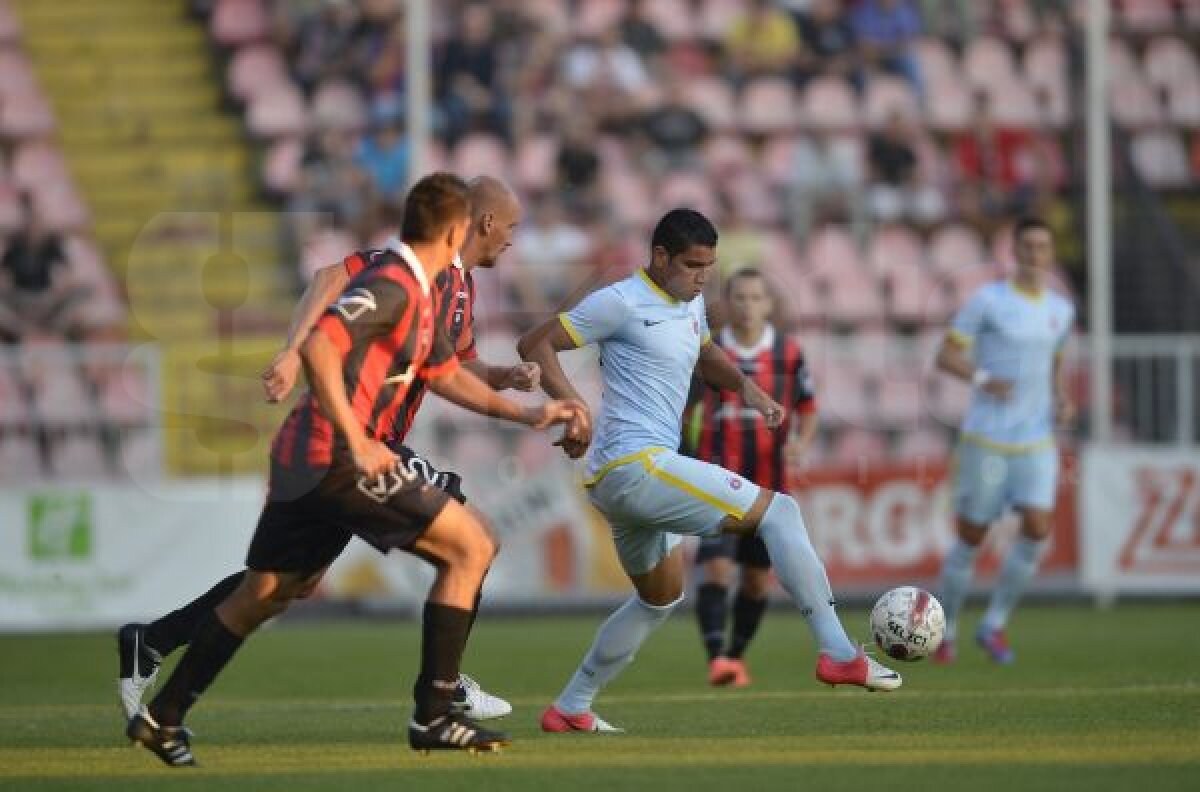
[727,592,768,660]
[143,571,246,656]
[413,602,473,724]
[149,611,244,727]
[466,577,485,637]
[695,583,729,661]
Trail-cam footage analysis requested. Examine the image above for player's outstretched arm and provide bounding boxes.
[462,358,541,392]
[299,329,395,478]
[429,365,581,430]
[517,318,593,457]
[263,263,351,403]
[697,341,785,429]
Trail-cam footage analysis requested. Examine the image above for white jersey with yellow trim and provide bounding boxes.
[948,279,1074,449]
[559,269,711,478]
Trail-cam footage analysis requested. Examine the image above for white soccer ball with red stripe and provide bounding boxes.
[870,586,945,662]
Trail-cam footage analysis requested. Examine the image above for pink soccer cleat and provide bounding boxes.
[540,705,624,734]
[815,649,902,691]
[932,638,957,665]
[975,625,1015,664]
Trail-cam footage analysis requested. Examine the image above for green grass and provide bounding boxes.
[1,603,1198,791]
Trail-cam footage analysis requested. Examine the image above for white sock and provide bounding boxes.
[981,537,1046,632]
[555,594,678,714]
[938,538,979,642]
[757,495,857,661]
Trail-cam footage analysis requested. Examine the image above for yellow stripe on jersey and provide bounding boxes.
[558,313,584,348]
[701,331,712,346]
[637,269,678,305]
[960,433,1054,455]
[583,447,668,487]
[946,328,973,347]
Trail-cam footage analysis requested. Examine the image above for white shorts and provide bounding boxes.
[586,448,763,576]
[953,438,1059,525]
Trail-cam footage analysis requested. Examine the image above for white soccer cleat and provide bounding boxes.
[117,624,162,719]
[453,673,512,720]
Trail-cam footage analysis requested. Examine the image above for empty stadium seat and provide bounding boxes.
[875,370,923,427]
[573,0,625,36]
[300,228,358,282]
[928,225,986,276]
[683,77,737,130]
[805,225,860,276]
[964,36,1017,90]
[452,134,510,180]
[643,0,695,40]
[0,183,23,233]
[820,365,872,426]
[829,427,888,467]
[926,72,973,131]
[990,78,1041,126]
[0,48,36,98]
[1121,0,1175,33]
[28,358,94,426]
[802,77,859,131]
[211,0,269,47]
[227,44,290,103]
[657,171,719,219]
[247,85,308,138]
[1143,36,1200,92]
[864,76,920,127]
[262,137,304,194]
[0,433,41,480]
[700,0,745,40]
[703,135,755,176]
[1131,130,1191,188]
[1109,76,1164,127]
[1166,79,1200,126]
[0,90,55,137]
[894,428,951,461]
[0,364,27,428]
[913,37,956,85]
[99,366,153,426]
[739,77,798,134]
[0,1,20,43]
[51,434,110,478]
[514,136,558,192]
[311,79,368,133]
[11,141,69,191]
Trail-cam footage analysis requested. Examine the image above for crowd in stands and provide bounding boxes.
[0,2,150,479]
[199,0,1199,464]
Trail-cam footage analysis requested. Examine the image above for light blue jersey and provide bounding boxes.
[559,269,711,479]
[949,280,1075,450]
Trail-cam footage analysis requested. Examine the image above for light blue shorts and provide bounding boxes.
[953,438,1059,525]
[586,449,763,576]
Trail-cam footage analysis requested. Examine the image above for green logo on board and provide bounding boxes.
[27,493,93,561]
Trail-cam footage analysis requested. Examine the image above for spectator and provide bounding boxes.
[715,197,768,279]
[619,0,667,61]
[354,106,410,204]
[0,194,90,342]
[951,96,1040,230]
[287,0,364,93]
[795,0,857,80]
[851,0,924,99]
[511,195,591,321]
[786,131,864,237]
[561,27,652,130]
[724,0,809,85]
[362,19,406,117]
[865,111,945,225]
[638,79,709,172]
[438,2,510,142]
[287,128,370,244]
[555,116,602,214]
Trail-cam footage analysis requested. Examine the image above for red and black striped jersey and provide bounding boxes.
[271,241,459,469]
[681,325,816,491]
[343,248,479,441]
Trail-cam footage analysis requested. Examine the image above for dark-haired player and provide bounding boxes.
[519,209,900,735]
[682,267,818,688]
[118,177,532,724]
[125,173,582,765]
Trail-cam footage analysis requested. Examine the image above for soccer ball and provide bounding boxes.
[870,586,945,662]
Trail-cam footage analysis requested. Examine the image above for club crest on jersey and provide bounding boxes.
[728,476,743,490]
[335,288,377,321]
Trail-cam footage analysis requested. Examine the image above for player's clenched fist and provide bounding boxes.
[350,437,399,479]
[262,348,302,403]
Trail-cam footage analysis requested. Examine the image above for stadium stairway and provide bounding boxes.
[15,0,297,475]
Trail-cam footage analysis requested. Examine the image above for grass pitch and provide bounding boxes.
[1,603,1197,791]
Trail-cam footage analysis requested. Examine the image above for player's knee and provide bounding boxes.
[760,493,804,533]
[1020,512,1053,541]
[957,519,988,546]
[740,570,771,600]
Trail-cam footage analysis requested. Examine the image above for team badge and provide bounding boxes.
[728,476,743,490]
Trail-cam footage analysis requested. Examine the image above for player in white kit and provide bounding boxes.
[518,209,901,733]
[933,216,1075,664]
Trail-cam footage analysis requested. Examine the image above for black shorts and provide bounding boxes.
[387,443,466,503]
[694,533,772,569]
[247,452,453,576]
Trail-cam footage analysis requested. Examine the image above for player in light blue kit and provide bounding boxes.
[518,209,901,733]
[933,216,1076,664]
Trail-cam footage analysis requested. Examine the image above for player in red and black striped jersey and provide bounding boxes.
[680,268,819,688]
[118,179,533,730]
[125,174,584,765]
